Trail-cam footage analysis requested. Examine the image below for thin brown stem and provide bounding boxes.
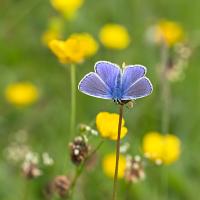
[69,140,104,199]
[112,105,124,200]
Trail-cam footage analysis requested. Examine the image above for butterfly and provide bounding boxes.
[78,61,153,104]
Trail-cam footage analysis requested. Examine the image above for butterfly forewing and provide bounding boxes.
[95,61,121,92]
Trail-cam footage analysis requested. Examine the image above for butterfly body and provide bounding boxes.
[78,61,153,102]
[111,72,123,101]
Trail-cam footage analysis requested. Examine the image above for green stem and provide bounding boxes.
[70,64,76,137]
[160,44,170,134]
[160,43,171,200]
[125,182,132,200]
[162,78,170,134]
[22,179,29,200]
[69,140,104,199]
[112,105,124,200]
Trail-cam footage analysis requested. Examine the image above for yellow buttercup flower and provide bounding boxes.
[155,20,184,47]
[42,17,64,45]
[142,132,163,161]
[49,33,98,64]
[162,135,181,164]
[70,33,99,57]
[102,153,126,178]
[5,82,39,107]
[99,24,130,49]
[49,38,84,64]
[142,132,181,164]
[50,0,84,19]
[96,112,128,140]
[42,30,61,46]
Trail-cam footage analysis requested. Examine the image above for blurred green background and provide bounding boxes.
[0,0,200,199]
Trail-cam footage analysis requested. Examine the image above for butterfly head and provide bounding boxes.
[113,99,131,105]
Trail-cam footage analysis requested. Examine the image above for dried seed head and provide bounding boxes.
[69,136,89,165]
[124,155,145,183]
[52,176,71,198]
[22,162,42,179]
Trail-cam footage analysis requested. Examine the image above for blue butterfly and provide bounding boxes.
[78,61,153,104]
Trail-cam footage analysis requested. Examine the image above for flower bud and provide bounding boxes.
[52,176,71,198]
[22,162,42,179]
[78,124,91,132]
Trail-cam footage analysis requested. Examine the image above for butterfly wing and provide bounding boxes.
[121,76,153,100]
[94,61,121,92]
[121,65,152,100]
[78,72,112,99]
[122,65,147,91]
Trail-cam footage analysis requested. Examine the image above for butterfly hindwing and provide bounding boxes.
[78,72,112,99]
[122,65,146,92]
[122,77,153,100]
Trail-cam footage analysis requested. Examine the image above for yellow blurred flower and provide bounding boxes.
[155,20,184,47]
[42,30,61,46]
[102,153,126,178]
[99,24,130,49]
[142,132,181,164]
[71,33,99,57]
[49,38,84,64]
[142,132,163,161]
[5,82,39,107]
[162,135,181,164]
[49,33,98,64]
[96,112,128,140]
[42,17,64,45]
[50,0,84,19]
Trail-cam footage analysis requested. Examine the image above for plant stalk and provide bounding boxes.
[70,64,76,137]
[69,140,104,199]
[112,104,124,200]
[160,43,171,199]
[160,43,171,134]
